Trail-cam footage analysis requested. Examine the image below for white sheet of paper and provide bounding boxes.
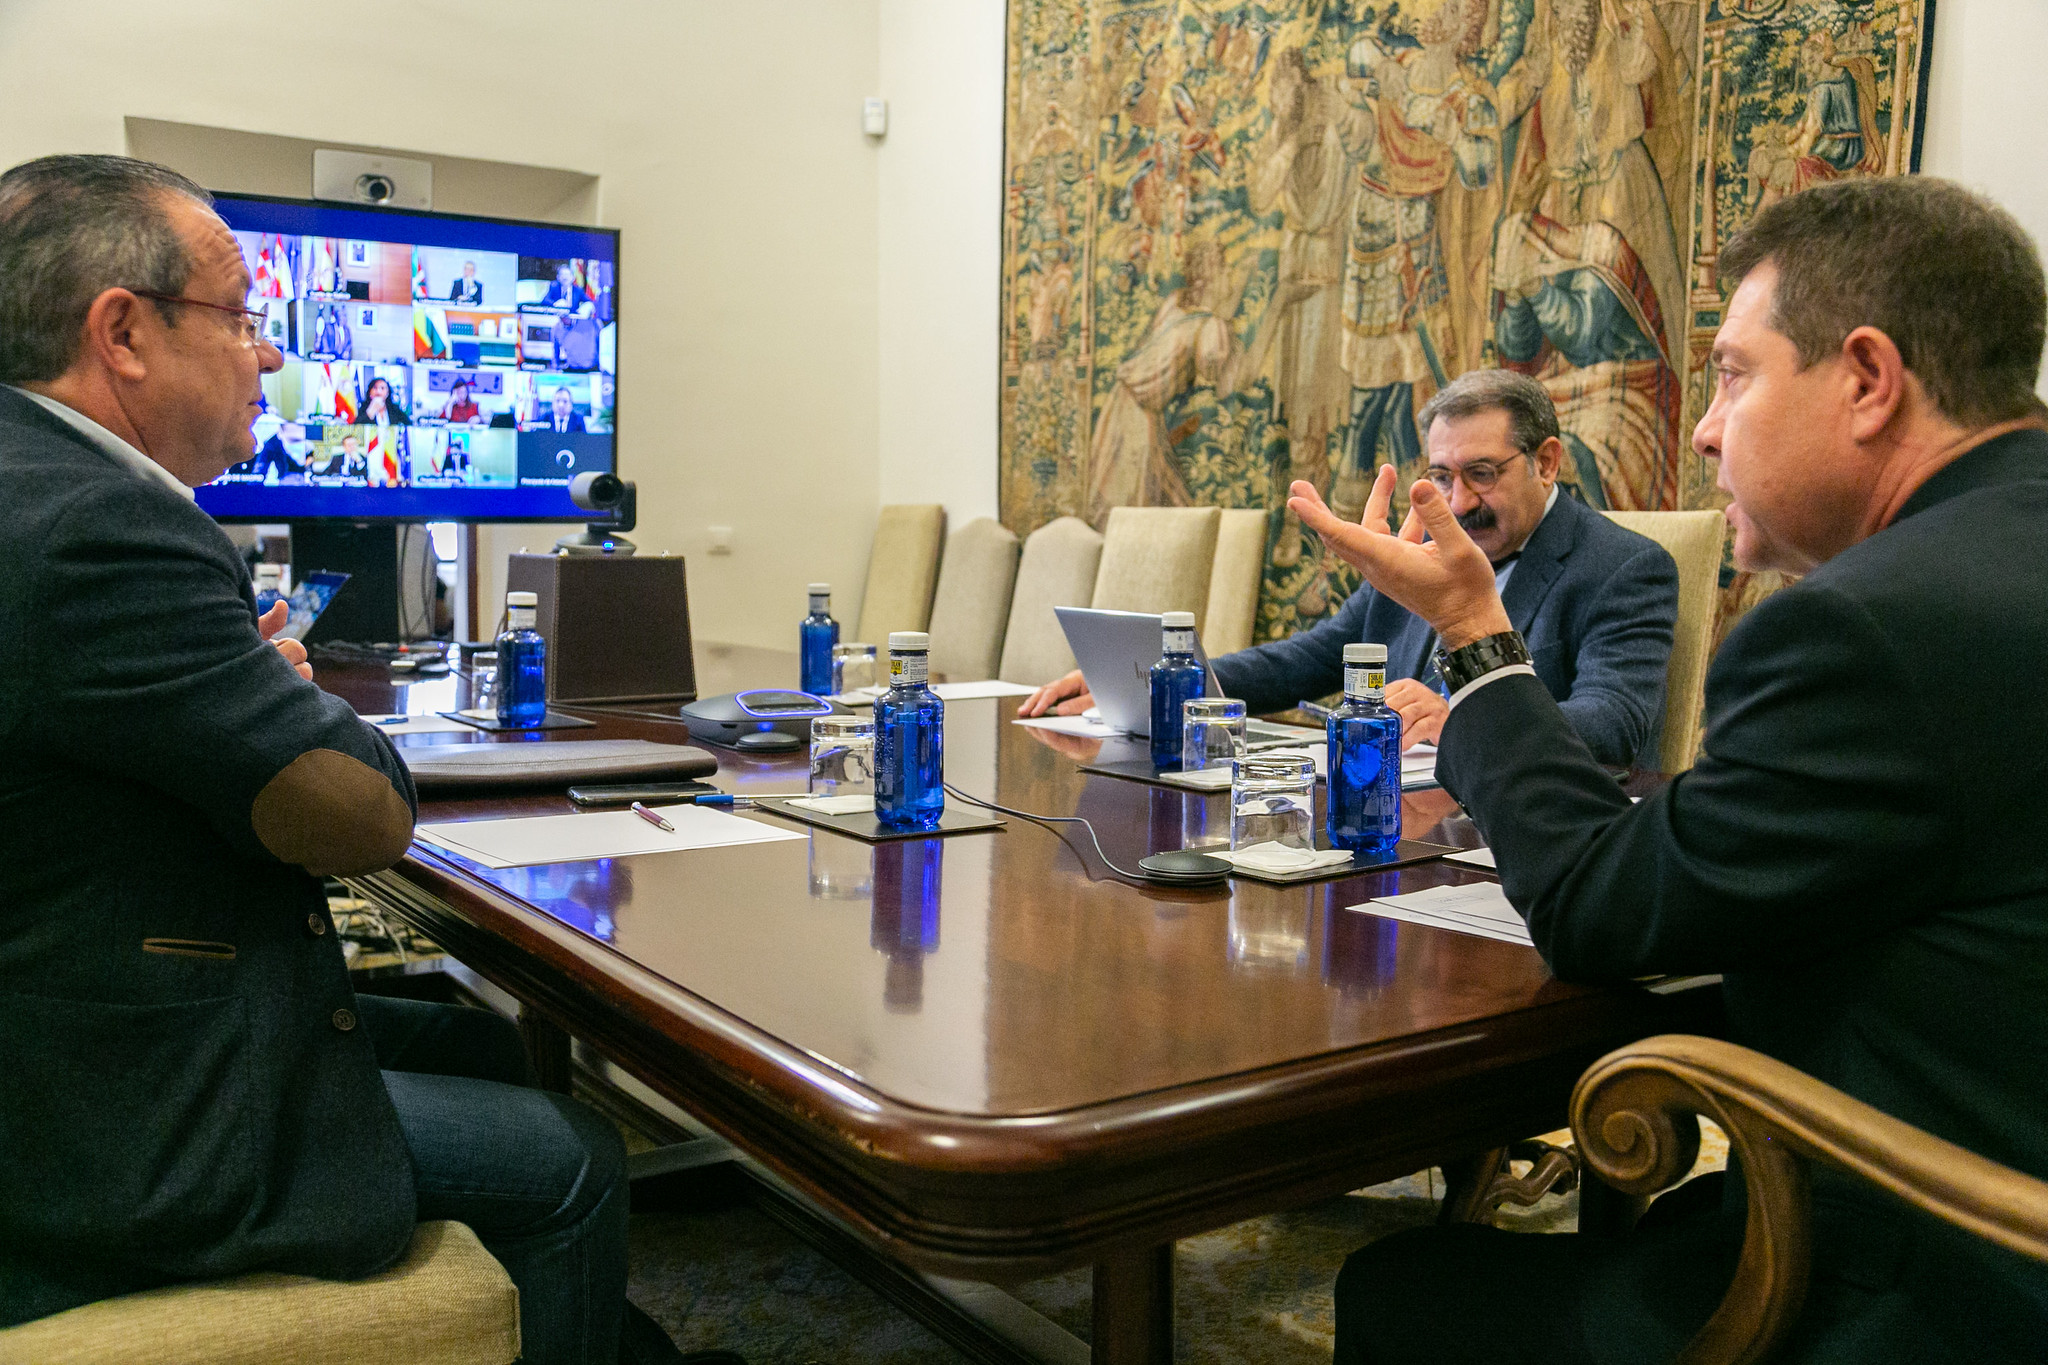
[1359,904,1533,945]
[1399,751,1439,789]
[358,713,474,735]
[1354,882,1533,945]
[844,680,1039,705]
[931,679,1037,700]
[417,804,803,869]
[1444,846,1496,869]
[1014,714,1125,739]
[1216,842,1353,872]
[1154,764,1235,789]
[787,794,875,815]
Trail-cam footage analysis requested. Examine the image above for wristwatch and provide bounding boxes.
[1432,630,1533,696]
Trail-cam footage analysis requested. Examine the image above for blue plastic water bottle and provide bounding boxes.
[495,590,549,729]
[875,631,945,831]
[799,583,839,695]
[1326,642,1402,857]
[1148,610,1205,769]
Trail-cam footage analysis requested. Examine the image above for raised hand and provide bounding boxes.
[257,599,314,681]
[1287,468,1512,650]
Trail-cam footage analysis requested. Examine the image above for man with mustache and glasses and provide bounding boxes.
[1022,368,1679,766]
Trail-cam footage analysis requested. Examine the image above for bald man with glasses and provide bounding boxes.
[1022,369,1681,767]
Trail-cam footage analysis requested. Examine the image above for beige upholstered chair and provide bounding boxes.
[997,516,1104,685]
[1572,1035,2048,1365]
[1202,508,1270,657]
[1603,510,1728,773]
[854,504,947,646]
[925,517,1020,682]
[0,1221,519,1365]
[1090,506,1222,629]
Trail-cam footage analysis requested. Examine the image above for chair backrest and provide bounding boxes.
[1603,509,1727,773]
[1202,508,1270,658]
[925,517,1021,683]
[1090,507,1221,629]
[854,504,947,647]
[997,516,1104,685]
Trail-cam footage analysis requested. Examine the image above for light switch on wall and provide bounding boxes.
[707,526,733,555]
[862,97,888,137]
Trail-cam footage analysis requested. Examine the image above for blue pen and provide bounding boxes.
[374,716,409,727]
[690,793,809,808]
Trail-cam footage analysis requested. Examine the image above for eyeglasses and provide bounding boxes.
[1424,450,1526,494]
[128,290,272,347]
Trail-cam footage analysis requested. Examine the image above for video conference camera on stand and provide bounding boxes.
[554,471,638,556]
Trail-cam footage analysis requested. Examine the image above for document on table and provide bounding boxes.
[1443,846,1496,870]
[1013,714,1126,739]
[417,804,804,869]
[1400,746,1438,790]
[358,712,475,735]
[841,680,1037,704]
[1354,882,1532,946]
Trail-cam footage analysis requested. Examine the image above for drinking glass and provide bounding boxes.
[831,643,878,695]
[1231,753,1317,851]
[468,650,499,715]
[809,714,877,797]
[1181,697,1248,774]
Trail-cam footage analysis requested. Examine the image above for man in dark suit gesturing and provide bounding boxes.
[0,156,702,1364]
[1022,371,1679,767]
[1307,178,2048,1363]
[447,258,483,304]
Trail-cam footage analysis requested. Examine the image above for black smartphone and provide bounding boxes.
[566,781,719,806]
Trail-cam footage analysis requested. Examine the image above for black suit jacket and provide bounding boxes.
[1212,491,1678,765]
[447,277,482,304]
[1437,428,2048,1354]
[0,387,419,1324]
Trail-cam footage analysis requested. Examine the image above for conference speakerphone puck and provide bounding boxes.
[1136,850,1232,887]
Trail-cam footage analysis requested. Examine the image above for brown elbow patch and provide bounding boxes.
[251,749,414,876]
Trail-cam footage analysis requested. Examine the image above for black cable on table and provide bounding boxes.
[941,781,1152,885]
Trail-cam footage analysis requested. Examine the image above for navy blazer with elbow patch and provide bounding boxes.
[1211,489,1679,766]
[0,385,419,1325]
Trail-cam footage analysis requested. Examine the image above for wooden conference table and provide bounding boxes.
[330,644,1715,1364]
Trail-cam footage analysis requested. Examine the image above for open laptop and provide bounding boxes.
[1052,605,1316,743]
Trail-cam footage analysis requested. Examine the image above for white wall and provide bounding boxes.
[1919,0,2048,402]
[875,0,1005,525]
[0,0,882,650]
[7,0,2046,643]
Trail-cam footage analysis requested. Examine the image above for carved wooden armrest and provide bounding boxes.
[1569,1034,2048,1365]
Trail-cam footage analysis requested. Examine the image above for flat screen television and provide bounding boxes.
[196,193,618,524]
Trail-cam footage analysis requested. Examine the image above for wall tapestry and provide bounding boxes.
[999,0,1935,644]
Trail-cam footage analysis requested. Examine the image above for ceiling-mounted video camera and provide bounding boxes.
[555,471,638,556]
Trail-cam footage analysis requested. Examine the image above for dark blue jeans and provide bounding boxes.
[359,994,627,1365]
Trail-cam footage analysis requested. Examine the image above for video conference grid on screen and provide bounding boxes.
[198,197,616,523]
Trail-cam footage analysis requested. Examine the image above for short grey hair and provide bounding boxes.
[1417,369,1561,455]
[0,154,212,383]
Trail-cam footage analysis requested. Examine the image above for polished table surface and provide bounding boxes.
[332,643,1712,1292]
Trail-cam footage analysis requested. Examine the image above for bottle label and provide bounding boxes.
[809,594,830,613]
[1163,628,1195,655]
[890,651,929,686]
[1344,663,1386,699]
[508,607,537,631]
